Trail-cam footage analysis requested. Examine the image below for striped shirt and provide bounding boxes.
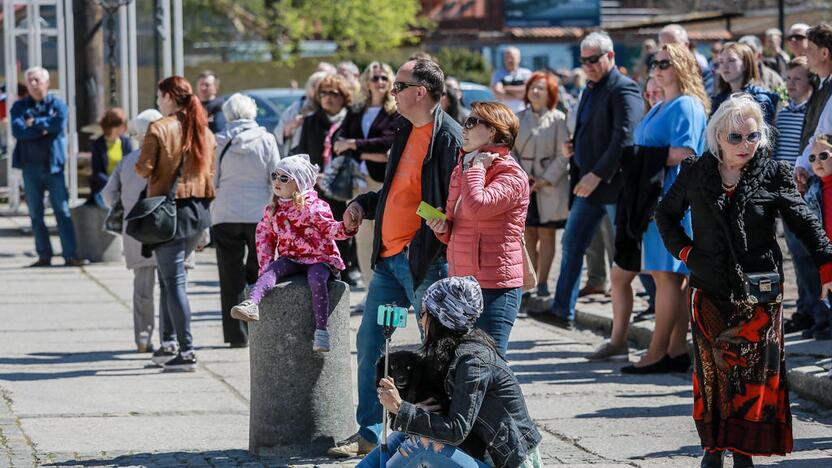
[775,99,808,167]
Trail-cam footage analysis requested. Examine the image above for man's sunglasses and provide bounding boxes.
[650,59,673,71]
[463,116,488,130]
[726,131,762,145]
[579,53,606,65]
[270,172,292,183]
[319,90,342,99]
[371,75,389,83]
[392,81,423,93]
[809,152,830,163]
[788,34,807,41]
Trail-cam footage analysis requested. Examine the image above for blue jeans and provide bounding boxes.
[358,432,489,468]
[21,167,77,260]
[154,234,201,352]
[356,251,447,444]
[551,197,617,320]
[784,225,830,325]
[478,287,521,358]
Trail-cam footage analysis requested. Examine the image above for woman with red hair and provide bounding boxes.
[136,76,216,371]
[514,71,570,298]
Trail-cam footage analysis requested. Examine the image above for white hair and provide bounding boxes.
[765,28,782,38]
[739,35,763,53]
[503,46,521,57]
[659,24,688,45]
[24,66,49,82]
[706,94,772,158]
[788,23,810,36]
[581,31,614,53]
[129,109,163,139]
[222,93,257,121]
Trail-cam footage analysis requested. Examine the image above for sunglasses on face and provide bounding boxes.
[270,172,292,183]
[809,152,830,163]
[371,75,389,83]
[788,34,807,41]
[463,116,487,130]
[392,81,423,93]
[579,53,606,65]
[650,59,673,71]
[726,131,762,145]
[319,90,342,99]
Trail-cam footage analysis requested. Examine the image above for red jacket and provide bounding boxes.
[436,146,530,289]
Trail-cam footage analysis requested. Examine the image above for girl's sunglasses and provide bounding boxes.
[371,75,389,83]
[809,152,831,163]
[463,116,487,130]
[726,131,761,145]
[650,59,673,71]
[270,172,291,183]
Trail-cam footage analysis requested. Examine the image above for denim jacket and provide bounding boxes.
[10,94,68,173]
[392,340,541,468]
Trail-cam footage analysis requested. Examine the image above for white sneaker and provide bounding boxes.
[313,329,330,353]
[231,300,260,322]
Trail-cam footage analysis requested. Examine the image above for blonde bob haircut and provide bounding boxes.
[706,94,772,160]
[356,61,397,115]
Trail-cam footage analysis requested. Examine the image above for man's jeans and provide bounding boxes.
[551,197,617,320]
[356,251,447,444]
[784,225,830,325]
[358,432,489,468]
[154,234,201,352]
[21,167,77,260]
[479,287,521,358]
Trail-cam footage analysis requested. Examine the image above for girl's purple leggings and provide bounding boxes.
[249,257,332,330]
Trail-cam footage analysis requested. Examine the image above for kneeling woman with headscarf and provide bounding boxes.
[359,276,542,468]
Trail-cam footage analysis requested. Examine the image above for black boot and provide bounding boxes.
[701,450,725,468]
[732,452,753,468]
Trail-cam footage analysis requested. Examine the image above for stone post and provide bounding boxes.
[70,204,121,263]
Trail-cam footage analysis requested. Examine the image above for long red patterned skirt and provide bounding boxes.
[688,288,793,456]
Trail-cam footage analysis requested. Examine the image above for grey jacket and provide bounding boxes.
[515,108,570,223]
[212,120,280,225]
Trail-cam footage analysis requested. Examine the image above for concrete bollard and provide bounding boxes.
[249,275,355,456]
[70,204,121,263]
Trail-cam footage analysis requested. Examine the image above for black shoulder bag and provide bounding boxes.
[125,156,186,245]
[718,219,782,304]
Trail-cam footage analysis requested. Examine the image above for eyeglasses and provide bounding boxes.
[392,81,423,93]
[725,131,762,145]
[788,34,807,41]
[371,75,389,83]
[270,172,292,183]
[579,53,606,65]
[650,59,673,71]
[319,90,342,99]
[463,116,487,130]
[809,152,830,163]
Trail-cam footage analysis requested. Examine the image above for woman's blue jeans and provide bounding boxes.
[154,234,201,352]
[478,287,521,358]
[358,432,489,468]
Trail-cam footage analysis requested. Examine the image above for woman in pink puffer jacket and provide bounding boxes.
[427,101,530,356]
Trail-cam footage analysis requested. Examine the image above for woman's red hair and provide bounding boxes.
[523,71,560,111]
[158,76,209,169]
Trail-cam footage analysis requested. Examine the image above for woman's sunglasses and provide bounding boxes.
[809,152,831,163]
[726,131,762,145]
[371,75,389,83]
[463,116,487,130]
[319,90,342,99]
[270,172,291,183]
[650,59,673,71]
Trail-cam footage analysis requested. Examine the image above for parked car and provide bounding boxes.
[222,88,304,133]
[459,81,495,107]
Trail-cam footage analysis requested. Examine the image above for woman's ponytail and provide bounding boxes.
[158,76,210,170]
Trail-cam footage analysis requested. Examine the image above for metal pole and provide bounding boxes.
[161,0,172,78]
[128,0,138,119]
[119,3,129,116]
[778,0,785,37]
[64,0,79,205]
[172,0,184,76]
[4,0,20,212]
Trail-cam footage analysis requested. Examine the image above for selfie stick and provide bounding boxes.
[380,307,396,467]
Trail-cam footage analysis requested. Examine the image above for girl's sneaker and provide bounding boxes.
[151,343,178,366]
[164,351,197,372]
[231,300,260,322]
[313,329,330,353]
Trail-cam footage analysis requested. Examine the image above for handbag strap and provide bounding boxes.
[167,153,188,201]
[215,137,235,189]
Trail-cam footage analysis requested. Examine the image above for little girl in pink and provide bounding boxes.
[231,154,355,352]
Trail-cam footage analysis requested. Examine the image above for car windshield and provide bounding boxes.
[264,95,301,115]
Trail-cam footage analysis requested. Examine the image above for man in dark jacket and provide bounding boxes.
[530,32,643,328]
[197,70,226,134]
[11,66,86,267]
[328,59,461,457]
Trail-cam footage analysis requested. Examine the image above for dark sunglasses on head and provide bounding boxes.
[788,34,807,41]
[650,59,673,71]
[579,53,606,65]
[463,116,487,130]
[809,151,831,163]
[270,172,292,183]
[319,90,342,99]
[392,81,423,93]
[726,131,762,145]
[371,75,389,83]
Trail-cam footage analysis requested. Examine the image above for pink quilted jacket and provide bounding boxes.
[255,191,355,275]
[436,147,530,289]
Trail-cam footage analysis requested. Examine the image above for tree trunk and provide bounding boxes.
[73,0,104,151]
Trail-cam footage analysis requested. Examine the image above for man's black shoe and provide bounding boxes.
[527,310,574,330]
[28,258,51,268]
[784,313,814,334]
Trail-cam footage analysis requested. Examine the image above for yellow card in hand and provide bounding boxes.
[416,201,446,222]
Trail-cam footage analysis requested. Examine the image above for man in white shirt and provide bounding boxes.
[491,46,532,113]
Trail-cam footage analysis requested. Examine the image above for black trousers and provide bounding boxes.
[213,222,258,344]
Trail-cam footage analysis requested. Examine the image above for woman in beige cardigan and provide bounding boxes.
[514,71,570,297]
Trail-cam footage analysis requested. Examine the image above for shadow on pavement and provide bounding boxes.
[574,403,690,419]
[0,350,151,366]
[41,449,353,467]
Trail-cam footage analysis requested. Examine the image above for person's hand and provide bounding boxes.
[795,166,810,195]
[344,202,364,231]
[378,376,402,414]
[333,138,356,155]
[573,172,601,198]
[415,397,442,413]
[562,141,574,159]
[472,152,498,170]
[426,215,448,234]
[283,115,303,138]
[25,117,34,127]
[531,178,551,192]
[822,281,832,300]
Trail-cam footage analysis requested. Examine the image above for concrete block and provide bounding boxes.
[249,276,355,456]
[70,204,121,263]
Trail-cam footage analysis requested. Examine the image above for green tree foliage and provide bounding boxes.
[433,48,492,85]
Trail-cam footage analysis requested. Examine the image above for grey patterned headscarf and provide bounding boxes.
[423,276,483,333]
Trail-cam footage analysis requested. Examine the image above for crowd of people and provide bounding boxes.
[11,18,832,468]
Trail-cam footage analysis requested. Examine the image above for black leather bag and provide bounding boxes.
[741,271,783,304]
[104,199,124,233]
[125,157,185,245]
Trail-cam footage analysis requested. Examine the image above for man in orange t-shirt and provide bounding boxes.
[328,59,462,457]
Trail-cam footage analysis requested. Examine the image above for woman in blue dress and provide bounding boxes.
[598,43,709,373]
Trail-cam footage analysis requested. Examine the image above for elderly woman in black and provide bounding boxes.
[359,276,541,468]
[656,94,832,468]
